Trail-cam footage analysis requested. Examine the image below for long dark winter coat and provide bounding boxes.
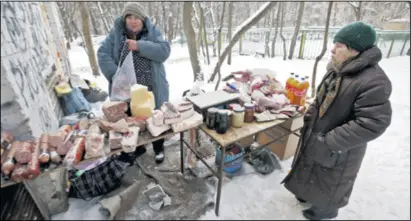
[282,46,392,210]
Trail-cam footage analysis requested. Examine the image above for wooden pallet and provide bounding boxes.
[0,184,44,220]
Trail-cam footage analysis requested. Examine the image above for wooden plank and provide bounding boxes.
[199,114,304,147]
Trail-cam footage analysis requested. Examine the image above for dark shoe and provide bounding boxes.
[302,206,338,220]
[155,151,165,164]
[118,146,147,165]
[296,197,307,203]
[82,87,108,103]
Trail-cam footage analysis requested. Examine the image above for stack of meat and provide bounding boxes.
[147,101,203,136]
[223,70,306,122]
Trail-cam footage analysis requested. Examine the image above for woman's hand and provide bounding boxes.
[126,39,138,51]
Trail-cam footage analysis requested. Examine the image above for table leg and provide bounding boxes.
[180,132,184,174]
[215,146,225,216]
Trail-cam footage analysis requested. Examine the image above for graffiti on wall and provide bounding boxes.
[1,2,59,133]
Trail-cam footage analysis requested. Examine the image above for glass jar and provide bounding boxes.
[244,103,255,123]
[206,108,219,129]
[225,110,233,128]
[232,106,245,128]
[215,110,229,134]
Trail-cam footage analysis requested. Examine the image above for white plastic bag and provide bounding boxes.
[111,51,137,101]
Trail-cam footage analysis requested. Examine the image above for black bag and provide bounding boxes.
[68,155,129,200]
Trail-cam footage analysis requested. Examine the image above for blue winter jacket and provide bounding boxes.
[97,16,171,109]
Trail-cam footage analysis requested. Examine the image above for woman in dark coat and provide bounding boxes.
[97,2,171,164]
[282,22,392,220]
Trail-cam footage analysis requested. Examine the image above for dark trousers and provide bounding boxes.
[125,102,164,154]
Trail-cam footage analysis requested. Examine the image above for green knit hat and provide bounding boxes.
[333,22,377,52]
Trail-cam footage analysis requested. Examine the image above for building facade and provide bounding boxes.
[1,2,71,140]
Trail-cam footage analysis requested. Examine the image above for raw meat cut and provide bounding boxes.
[171,112,203,133]
[146,117,171,137]
[15,141,33,164]
[11,164,28,182]
[84,132,105,160]
[176,101,193,112]
[109,119,129,133]
[121,126,140,153]
[57,131,74,156]
[38,134,50,163]
[109,130,123,150]
[1,131,13,150]
[27,141,41,180]
[152,110,165,126]
[125,117,147,132]
[49,130,68,148]
[102,101,128,122]
[63,137,86,167]
[1,141,20,176]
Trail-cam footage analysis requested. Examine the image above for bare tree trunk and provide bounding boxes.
[183,2,203,81]
[227,2,233,65]
[96,2,110,34]
[199,3,210,65]
[288,2,305,60]
[175,3,181,40]
[79,2,100,77]
[162,2,168,40]
[209,2,277,90]
[264,8,273,57]
[88,5,100,35]
[279,2,287,61]
[168,12,174,41]
[332,2,338,26]
[311,2,333,98]
[348,2,362,21]
[148,2,153,19]
[210,2,218,57]
[271,5,280,57]
[217,2,227,59]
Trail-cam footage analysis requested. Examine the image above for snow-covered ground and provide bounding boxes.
[61,39,410,220]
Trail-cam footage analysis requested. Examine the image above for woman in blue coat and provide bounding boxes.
[97,2,171,164]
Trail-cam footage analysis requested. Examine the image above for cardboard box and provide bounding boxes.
[256,116,303,160]
[237,135,254,148]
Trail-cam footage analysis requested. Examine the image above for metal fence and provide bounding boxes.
[197,27,410,59]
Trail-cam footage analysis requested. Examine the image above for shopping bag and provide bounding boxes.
[68,155,129,200]
[111,51,137,101]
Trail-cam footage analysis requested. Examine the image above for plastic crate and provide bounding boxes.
[215,144,245,174]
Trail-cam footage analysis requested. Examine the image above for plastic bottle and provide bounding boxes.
[290,75,300,105]
[285,73,295,100]
[301,76,310,106]
[294,77,306,106]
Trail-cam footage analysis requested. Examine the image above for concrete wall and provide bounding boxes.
[1,2,70,140]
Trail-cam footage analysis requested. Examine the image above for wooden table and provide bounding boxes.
[187,114,304,216]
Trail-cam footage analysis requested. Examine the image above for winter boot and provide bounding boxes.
[302,206,338,220]
[155,152,165,164]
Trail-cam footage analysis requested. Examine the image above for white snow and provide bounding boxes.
[57,38,410,220]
